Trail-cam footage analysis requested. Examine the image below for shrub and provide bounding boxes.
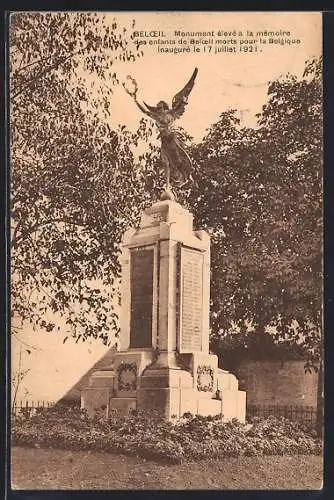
[11,405,322,464]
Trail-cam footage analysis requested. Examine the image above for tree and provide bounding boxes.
[11,342,31,412]
[183,58,322,435]
[184,58,322,368]
[10,12,160,344]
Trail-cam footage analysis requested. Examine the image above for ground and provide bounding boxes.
[11,447,323,490]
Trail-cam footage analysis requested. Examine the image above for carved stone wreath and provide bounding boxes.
[117,362,137,392]
[197,365,214,392]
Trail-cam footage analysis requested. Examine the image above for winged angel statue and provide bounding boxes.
[123,68,198,195]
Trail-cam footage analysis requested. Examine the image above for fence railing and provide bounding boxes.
[11,400,318,427]
[247,404,317,427]
[11,400,55,416]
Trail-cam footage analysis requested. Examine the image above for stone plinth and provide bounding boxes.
[81,198,246,422]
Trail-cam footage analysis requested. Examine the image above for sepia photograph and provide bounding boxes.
[9,11,323,490]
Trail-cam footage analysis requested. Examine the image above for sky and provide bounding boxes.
[109,11,322,140]
[11,12,322,404]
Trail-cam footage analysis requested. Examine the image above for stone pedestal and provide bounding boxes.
[81,198,246,422]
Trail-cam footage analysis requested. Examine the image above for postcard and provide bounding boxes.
[9,11,323,491]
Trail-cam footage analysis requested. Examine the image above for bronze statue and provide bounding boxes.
[123,68,198,196]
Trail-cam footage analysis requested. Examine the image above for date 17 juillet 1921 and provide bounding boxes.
[203,45,259,54]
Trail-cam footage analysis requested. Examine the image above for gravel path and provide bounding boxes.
[11,446,323,490]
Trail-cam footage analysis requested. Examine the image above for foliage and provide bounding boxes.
[210,331,312,373]
[10,12,160,344]
[185,58,322,366]
[12,405,322,464]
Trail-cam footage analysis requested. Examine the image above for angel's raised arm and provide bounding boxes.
[134,98,155,119]
[122,77,155,119]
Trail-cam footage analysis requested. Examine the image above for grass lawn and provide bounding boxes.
[11,446,323,490]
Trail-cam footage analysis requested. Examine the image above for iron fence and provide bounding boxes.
[247,403,317,427]
[11,400,55,417]
[11,400,318,428]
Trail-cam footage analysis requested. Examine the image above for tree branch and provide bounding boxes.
[11,216,90,249]
[12,45,89,101]
[13,52,56,76]
[12,330,42,352]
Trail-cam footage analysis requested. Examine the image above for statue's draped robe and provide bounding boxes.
[157,111,192,186]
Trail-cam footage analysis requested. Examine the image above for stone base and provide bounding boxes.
[89,370,115,388]
[197,398,222,417]
[81,369,114,417]
[81,353,246,422]
[220,388,246,423]
[137,366,193,418]
[137,364,246,421]
[113,349,155,398]
[108,397,136,415]
[81,386,112,417]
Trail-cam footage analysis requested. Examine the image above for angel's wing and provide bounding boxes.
[171,68,198,119]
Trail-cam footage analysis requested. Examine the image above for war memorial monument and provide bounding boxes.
[81,69,246,422]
